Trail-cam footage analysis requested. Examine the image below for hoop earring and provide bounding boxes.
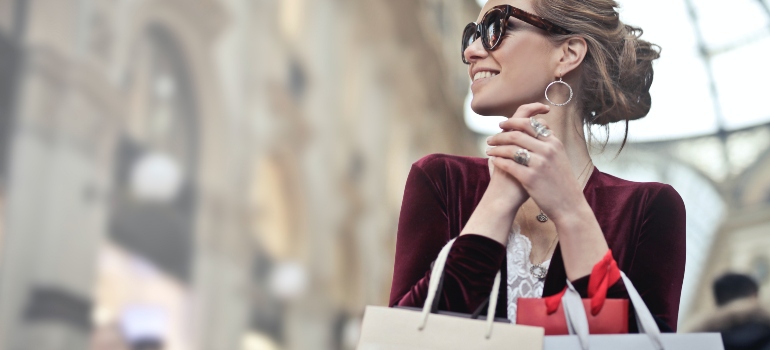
[545,77,573,106]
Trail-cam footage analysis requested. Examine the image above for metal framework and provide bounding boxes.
[682,0,770,178]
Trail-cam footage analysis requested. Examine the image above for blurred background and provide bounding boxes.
[0,0,768,349]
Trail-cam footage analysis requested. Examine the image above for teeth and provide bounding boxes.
[473,71,498,81]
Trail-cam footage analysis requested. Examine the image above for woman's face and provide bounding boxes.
[465,0,558,116]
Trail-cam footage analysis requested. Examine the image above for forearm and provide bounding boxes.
[460,185,521,244]
[394,234,506,313]
[552,201,609,280]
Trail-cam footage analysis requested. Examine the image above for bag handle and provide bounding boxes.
[561,271,665,350]
[419,238,502,339]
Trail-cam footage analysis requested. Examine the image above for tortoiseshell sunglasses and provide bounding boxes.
[461,5,572,64]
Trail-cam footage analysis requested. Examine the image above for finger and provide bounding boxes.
[530,117,554,140]
[488,155,495,175]
[511,102,550,120]
[490,155,533,185]
[486,145,545,168]
[500,103,550,129]
[491,136,566,168]
[486,130,545,153]
[489,150,547,189]
[496,118,546,140]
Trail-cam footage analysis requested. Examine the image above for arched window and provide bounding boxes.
[109,24,198,282]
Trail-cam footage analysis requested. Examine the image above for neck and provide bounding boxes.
[538,103,592,179]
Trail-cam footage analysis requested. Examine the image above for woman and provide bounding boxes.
[388,0,686,332]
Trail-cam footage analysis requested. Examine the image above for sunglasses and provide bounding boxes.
[461,5,572,64]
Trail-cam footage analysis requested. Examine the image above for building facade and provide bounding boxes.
[0,0,479,349]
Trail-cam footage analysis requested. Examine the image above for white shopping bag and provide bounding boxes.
[357,238,544,350]
[545,272,724,350]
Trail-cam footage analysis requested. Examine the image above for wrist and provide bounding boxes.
[552,201,596,234]
[460,190,521,244]
[487,175,527,203]
[484,183,526,213]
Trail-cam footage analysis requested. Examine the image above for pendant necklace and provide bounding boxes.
[520,203,558,280]
[527,160,594,279]
[529,228,558,280]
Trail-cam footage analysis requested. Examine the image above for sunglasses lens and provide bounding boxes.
[461,24,477,63]
[483,9,506,49]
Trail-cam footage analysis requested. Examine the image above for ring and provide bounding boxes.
[513,148,531,167]
[530,117,551,138]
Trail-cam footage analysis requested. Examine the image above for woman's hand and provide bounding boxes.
[485,103,585,224]
[458,103,555,244]
[484,103,554,213]
[485,102,608,279]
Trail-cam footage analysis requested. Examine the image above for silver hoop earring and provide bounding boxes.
[545,77,573,106]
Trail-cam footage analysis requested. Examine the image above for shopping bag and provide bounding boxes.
[357,238,544,350]
[517,250,628,335]
[543,272,724,350]
[517,297,628,335]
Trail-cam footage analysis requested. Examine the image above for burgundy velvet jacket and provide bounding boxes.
[389,154,686,331]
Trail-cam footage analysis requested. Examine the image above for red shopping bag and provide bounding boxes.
[516,250,629,335]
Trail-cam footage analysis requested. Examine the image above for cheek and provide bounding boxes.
[470,37,555,115]
[497,45,551,94]
[492,68,548,109]
[500,45,553,98]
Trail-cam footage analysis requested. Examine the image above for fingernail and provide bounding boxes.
[486,136,492,144]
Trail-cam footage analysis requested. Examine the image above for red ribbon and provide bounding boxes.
[587,249,621,315]
[544,287,566,315]
[543,249,620,315]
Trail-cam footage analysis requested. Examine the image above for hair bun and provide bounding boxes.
[533,0,661,126]
[594,24,660,125]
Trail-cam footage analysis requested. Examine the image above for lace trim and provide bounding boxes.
[506,223,551,324]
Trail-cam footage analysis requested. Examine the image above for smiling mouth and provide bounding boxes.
[473,71,499,82]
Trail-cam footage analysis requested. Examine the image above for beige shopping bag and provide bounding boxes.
[357,239,544,350]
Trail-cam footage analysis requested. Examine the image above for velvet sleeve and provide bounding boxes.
[388,160,506,314]
[626,184,686,330]
[571,184,686,331]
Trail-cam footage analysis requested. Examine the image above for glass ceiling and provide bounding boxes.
[467,0,770,142]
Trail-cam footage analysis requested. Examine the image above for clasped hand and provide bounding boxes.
[485,102,587,224]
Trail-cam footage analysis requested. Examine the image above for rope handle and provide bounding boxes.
[419,238,502,340]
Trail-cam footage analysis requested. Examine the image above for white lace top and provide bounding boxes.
[505,222,550,324]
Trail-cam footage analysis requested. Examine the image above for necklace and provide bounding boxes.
[526,159,594,279]
[517,202,558,279]
[535,160,594,223]
[527,219,558,280]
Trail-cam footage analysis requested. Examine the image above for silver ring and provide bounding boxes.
[513,148,531,167]
[537,127,552,138]
[530,117,552,138]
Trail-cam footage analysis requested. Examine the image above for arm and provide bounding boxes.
[488,107,685,329]
[571,185,686,331]
[388,158,509,314]
[488,111,609,280]
[624,185,686,330]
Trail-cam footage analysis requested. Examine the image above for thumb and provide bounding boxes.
[486,145,496,175]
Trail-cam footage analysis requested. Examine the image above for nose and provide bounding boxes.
[464,36,488,64]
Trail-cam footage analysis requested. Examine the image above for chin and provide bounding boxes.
[470,97,514,117]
